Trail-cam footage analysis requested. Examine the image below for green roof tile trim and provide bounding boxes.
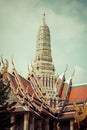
[71,83,87,88]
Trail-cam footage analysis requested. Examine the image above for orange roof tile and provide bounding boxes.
[20,75,34,95]
[9,74,18,89]
[69,84,87,102]
[61,84,67,98]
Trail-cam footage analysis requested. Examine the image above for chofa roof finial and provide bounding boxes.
[71,67,75,79]
[64,64,68,74]
[11,56,15,68]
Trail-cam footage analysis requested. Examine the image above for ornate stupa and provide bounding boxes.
[33,13,57,107]
[34,13,55,76]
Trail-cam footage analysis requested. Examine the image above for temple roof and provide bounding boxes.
[6,66,56,118]
[0,12,87,122]
[69,84,87,102]
[10,67,87,119]
[0,58,87,121]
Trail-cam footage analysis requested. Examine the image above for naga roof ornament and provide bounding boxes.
[0,58,9,75]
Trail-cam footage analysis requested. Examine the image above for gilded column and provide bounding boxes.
[24,113,29,130]
[70,120,74,130]
[30,116,35,130]
[10,115,15,130]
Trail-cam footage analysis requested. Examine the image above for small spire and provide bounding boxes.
[43,12,45,24]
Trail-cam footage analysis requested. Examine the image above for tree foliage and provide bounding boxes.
[0,73,16,130]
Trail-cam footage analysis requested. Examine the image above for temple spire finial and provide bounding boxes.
[43,12,45,24]
[34,13,55,76]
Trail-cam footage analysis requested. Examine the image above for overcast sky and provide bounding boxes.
[0,0,87,85]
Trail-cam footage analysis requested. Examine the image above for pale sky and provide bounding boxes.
[0,0,87,84]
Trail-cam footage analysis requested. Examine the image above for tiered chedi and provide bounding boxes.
[33,13,57,108]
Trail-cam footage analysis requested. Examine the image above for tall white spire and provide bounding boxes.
[33,14,57,108]
[33,13,55,76]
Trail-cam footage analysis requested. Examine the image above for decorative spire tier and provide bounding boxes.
[34,13,55,76]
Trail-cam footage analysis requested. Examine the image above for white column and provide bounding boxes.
[47,75,49,87]
[43,75,44,86]
[49,76,50,87]
[44,75,46,87]
[70,120,74,130]
[30,116,34,130]
[41,77,43,87]
[10,115,15,130]
[24,113,29,130]
[50,76,52,88]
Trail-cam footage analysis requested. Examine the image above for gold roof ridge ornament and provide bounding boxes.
[43,97,49,105]
[21,97,25,104]
[27,72,43,100]
[0,58,9,75]
[13,87,19,95]
[30,93,34,102]
[31,61,34,72]
[29,65,44,98]
[11,57,15,69]
[11,58,28,99]
[11,57,16,75]
[25,85,29,94]
[28,64,31,75]
[0,56,4,66]
[37,102,43,113]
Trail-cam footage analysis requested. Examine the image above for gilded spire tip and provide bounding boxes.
[43,12,45,16]
[43,12,45,24]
